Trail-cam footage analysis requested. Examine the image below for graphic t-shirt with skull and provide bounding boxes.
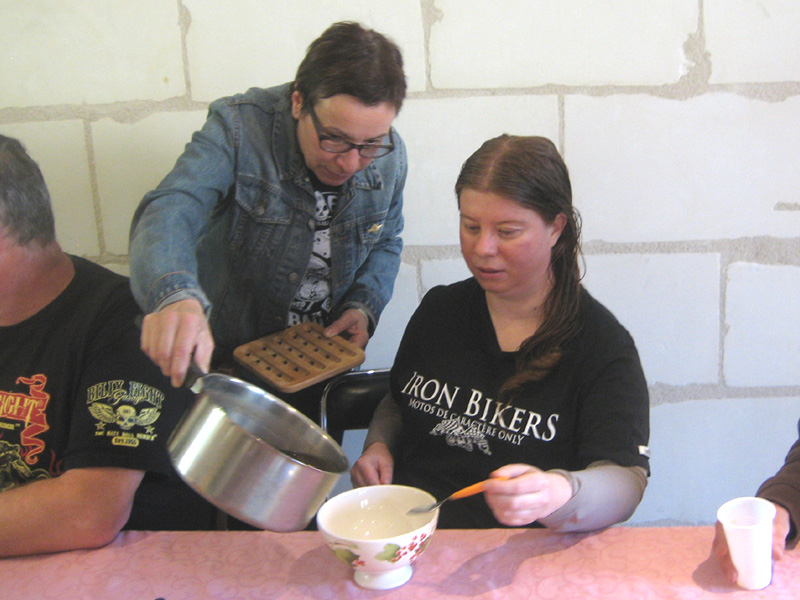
[0,256,214,529]
[288,181,337,327]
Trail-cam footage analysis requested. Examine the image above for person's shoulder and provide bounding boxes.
[68,256,137,312]
[214,84,291,112]
[70,255,126,288]
[402,278,478,339]
[578,287,636,346]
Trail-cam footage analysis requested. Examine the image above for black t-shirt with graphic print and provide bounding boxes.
[0,255,215,530]
[390,278,650,529]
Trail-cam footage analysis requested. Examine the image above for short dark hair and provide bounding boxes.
[292,21,406,114]
[0,134,56,246]
[455,135,583,401]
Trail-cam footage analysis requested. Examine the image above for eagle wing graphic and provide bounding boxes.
[88,403,117,423]
[135,407,161,427]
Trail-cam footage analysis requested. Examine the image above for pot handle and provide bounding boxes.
[184,360,207,393]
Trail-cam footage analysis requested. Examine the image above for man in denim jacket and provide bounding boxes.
[129,22,407,416]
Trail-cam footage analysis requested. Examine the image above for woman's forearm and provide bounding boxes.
[538,461,648,532]
[363,394,402,453]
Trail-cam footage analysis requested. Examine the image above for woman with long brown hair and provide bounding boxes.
[352,135,650,531]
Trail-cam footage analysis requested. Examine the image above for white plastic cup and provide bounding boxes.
[717,496,776,590]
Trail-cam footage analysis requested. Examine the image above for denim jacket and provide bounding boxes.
[129,84,406,359]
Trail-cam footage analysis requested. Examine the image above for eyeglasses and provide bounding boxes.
[307,106,395,159]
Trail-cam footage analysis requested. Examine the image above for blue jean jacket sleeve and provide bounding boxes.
[129,98,238,315]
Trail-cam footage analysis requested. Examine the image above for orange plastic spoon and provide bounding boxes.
[407,476,508,514]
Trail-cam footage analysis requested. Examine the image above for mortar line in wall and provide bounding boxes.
[83,120,106,259]
[407,80,800,103]
[718,246,729,387]
[698,0,706,45]
[3,80,799,127]
[679,0,711,94]
[419,0,440,93]
[581,237,800,266]
[0,99,208,127]
[177,0,192,99]
[649,382,800,406]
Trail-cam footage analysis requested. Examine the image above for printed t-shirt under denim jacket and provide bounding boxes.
[129,83,406,360]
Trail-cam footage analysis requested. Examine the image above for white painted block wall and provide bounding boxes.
[2,0,800,526]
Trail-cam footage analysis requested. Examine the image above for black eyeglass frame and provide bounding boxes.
[306,106,395,159]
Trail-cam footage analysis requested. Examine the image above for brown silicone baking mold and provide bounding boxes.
[233,322,365,393]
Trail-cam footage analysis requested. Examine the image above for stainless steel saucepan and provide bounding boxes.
[167,365,349,532]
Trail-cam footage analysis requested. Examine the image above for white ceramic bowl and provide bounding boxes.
[317,485,439,590]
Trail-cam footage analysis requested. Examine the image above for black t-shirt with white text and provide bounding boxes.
[391,278,650,528]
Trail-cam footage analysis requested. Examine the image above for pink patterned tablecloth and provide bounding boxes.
[1,526,797,599]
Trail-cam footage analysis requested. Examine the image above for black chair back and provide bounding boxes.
[320,369,391,444]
